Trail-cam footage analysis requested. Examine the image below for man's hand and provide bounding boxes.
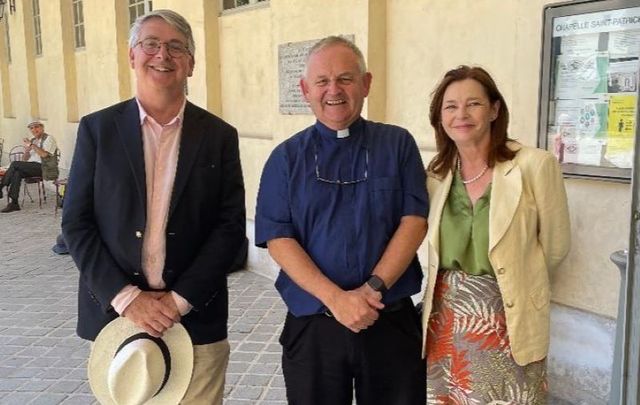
[326,286,385,333]
[158,293,182,321]
[22,138,32,149]
[122,291,181,337]
[266,239,386,333]
[358,283,386,309]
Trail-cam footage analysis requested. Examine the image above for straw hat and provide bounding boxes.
[88,318,194,405]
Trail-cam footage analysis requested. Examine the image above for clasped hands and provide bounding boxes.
[326,283,385,334]
[122,291,181,337]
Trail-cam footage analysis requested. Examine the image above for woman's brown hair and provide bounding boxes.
[427,65,516,176]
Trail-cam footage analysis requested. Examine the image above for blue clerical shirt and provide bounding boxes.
[255,118,428,316]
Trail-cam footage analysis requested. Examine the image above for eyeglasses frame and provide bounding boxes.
[314,143,369,185]
[135,38,192,58]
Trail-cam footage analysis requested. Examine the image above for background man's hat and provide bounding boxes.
[88,318,194,405]
[27,119,43,128]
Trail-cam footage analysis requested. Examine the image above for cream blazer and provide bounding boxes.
[421,143,571,366]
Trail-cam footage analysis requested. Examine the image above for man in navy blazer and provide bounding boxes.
[62,9,245,404]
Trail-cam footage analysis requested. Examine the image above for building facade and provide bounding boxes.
[0,1,630,402]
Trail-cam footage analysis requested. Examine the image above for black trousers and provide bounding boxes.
[1,161,41,202]
[280,298,426,405]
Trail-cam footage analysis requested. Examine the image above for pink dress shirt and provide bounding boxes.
[111,98,192,316]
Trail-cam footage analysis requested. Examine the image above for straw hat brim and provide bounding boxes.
[88,318,194,405]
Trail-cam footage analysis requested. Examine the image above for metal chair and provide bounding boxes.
[8,145,24,162]
[5,146,23,203]
[23,147,58,208]
[53,177,67,217]
[6,145,46,208]
[23,174,46,208]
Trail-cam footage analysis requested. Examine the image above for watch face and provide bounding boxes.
[368,276,385,292]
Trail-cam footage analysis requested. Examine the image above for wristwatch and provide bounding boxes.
[366,275,388,296]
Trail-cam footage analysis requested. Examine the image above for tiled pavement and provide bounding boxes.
[0,199,287,404]
[0,197,576,404]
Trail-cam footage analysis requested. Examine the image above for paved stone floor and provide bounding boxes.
[0,199,287,404]
[0,197,577,404]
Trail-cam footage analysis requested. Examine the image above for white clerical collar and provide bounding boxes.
[336,128,350,138]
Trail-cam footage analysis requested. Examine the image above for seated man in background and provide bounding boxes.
[0,120,57,213]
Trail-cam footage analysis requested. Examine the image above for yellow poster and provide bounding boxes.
[606,94,636,168]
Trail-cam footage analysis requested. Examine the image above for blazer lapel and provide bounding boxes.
[169,102,205,217]
[427,170,453,255]
[489,158,522,252]
[114,99,147,212]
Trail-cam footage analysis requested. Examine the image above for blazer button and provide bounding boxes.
[135,231,143,238]
[497,268,505,275]
[505,300,514,308]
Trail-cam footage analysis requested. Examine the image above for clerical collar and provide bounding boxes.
[314,118,365,139]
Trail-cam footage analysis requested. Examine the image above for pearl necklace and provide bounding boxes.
[457,156,488,184]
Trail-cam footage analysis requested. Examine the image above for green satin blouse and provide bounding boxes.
[439,171,494,276]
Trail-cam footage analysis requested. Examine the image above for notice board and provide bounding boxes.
[539,0,640,181]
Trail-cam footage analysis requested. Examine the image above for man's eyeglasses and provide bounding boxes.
[136,38,191,58]
[314,146,368,185]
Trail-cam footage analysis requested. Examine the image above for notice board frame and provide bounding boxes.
[538,0,640,182]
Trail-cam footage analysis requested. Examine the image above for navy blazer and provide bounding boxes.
[62,99,246,345]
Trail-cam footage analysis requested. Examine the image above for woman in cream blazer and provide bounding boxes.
[421,66,570,404]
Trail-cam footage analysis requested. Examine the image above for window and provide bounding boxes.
[72,0,85,49]
[4,19,10,63]
[129,0,152,26]
[32,0,42,56]
[222,0,267,11]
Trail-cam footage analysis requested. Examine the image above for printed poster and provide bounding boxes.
[606,94,637,168]
[555,53,609,99]
[608,29,640,58]
[560,33,600,55]
[608,59,639,93]
[554,98,609,138]
[551,99,609,165]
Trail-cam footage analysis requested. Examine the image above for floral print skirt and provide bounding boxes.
[426,269,547,405]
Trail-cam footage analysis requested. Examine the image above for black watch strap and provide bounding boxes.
[366,275,388,295]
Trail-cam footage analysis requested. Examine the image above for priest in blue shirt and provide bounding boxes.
[255,36,428,405]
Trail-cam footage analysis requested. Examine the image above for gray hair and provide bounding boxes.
[304,36,367,78]
[128,9,195,55]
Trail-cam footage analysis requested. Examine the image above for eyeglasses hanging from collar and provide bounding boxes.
[314,142,368,185]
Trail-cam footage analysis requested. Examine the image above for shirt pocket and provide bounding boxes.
[369,176,403,225]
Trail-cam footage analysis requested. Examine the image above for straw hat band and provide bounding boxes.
[113,333,172,396]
